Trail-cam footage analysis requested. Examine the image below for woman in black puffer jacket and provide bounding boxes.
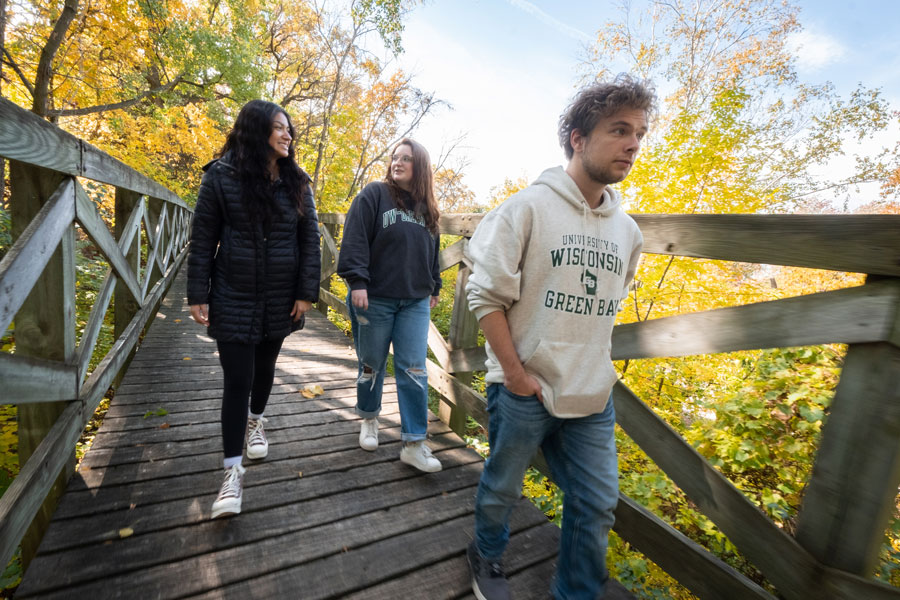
[187,100,321,518]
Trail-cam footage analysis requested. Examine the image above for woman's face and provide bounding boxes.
[390,144,415,190]
[269,112,292,159]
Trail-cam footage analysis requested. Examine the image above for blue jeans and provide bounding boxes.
[348,294,431,442]
[474,384,618,599]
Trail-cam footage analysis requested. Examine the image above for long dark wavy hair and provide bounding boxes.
[384,138,440,235]
[218,100,310,228]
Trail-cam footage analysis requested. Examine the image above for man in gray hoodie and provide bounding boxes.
[464,74,657,600]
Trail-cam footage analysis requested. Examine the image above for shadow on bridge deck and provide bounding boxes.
[15,269,633,600]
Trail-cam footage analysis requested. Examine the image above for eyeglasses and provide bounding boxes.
[391,154,413,164]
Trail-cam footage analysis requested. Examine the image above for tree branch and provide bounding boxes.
[46,75,183,117]
[2,47,35,96]
[32,0,79,116]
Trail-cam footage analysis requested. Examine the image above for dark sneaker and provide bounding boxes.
[467,541,510,600]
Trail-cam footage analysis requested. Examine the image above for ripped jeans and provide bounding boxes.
[347,294,431,442]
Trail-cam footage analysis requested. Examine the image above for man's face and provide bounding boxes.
[573,108,648,186]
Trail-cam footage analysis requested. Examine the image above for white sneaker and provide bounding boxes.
[400,441,442,473]
[359,418,379,451]
[211,464,246,518]
[246,416,268,459]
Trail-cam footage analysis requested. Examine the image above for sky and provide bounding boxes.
[366,0,900,206]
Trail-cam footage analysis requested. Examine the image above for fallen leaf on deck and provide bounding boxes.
[297,471,303,478]
[119,528,134,538]
[159,423,170,429]
[300,385,325,398]
[174,319,182,323]
[183,357,192,360]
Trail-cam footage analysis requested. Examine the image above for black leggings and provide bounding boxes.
[217,338,284,459]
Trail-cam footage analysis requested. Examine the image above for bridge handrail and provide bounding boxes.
[0,97,192,571]
[317,209,900,600]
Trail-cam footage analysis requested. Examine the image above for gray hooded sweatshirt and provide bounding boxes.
[465,166,643,418]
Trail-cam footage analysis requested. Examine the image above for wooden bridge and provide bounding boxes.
[2,96,900,599]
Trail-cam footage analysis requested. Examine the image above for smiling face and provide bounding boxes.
[268,111,292,159]
[573,108,648,186]
[390,143,415,190]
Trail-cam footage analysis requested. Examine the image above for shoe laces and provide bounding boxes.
[248,417,268,446]
[218,466,243,500]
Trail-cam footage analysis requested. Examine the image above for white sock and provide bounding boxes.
[249,412,264,420]
[224,456,242,470]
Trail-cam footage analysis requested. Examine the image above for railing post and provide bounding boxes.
[319,222,338,317]
[441,263,479,435]
[795,277,900,575]
[113,189,142,388]
[8,160,76,569]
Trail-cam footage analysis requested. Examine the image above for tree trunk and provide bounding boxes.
[31,0,79,117]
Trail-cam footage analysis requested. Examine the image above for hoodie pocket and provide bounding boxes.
[523,339,617,418]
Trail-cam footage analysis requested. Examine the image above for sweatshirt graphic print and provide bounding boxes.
[465,166,643,418]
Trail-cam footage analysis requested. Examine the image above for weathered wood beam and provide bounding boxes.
[427,321,451,370]
[424,359,489,425]
[447,346,487,373]
[0,177,74,334]
[795,337,900,575]
[613,381,900,599]
[613,493,775,600]
[0,353,78,403]
[634,214,900,276]
[0,401,82,574]
[611,280,900,359]
[318,287,351,321]
[0,97,184,205]
[74,184,142,304]
[438,238,467,272]
[438,213,484,237]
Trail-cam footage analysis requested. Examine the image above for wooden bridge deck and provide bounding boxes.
[14,270,633,599]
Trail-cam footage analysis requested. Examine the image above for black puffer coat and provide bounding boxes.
[187,155,321,343]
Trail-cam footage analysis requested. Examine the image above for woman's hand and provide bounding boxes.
[291,300,313,321]
[190,304,209,326]
[429,295,439,309]
[351,289,369,310]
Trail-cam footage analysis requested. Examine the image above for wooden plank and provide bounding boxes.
[20,486,481,598]
[611,280,900,359]
[613,493,774,600]
[439,237,468,271]
[612,382,900,600]
[0,97,184,205]
[634,214,900,275]
[425,359,489,425]
[74,183,142,304]
[443,264,480,433]
[141,202,168,298]
[48,444,482,557]
[0,353,78,403]
[0,401,83,573]
[188,502,548,600]
[319,212,346,226]
[0,177,74,334]
[61,225,76,362]
[427,320,451,369]
[341,520,561,600]
[447,346,487,373]
[319,286,352,320]
[795,341,900,575]
[439,213,484,237]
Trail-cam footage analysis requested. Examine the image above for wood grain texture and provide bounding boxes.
[634,214,900,275]
[611,279,900,359]
[0,177,74,334]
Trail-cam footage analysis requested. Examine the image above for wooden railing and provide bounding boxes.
[0,98,192,570]
[317,211,900,600]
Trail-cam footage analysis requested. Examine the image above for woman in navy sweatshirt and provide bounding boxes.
[337,138,443,472]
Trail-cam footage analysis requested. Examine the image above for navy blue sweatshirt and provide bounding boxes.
[337,181,441,299]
